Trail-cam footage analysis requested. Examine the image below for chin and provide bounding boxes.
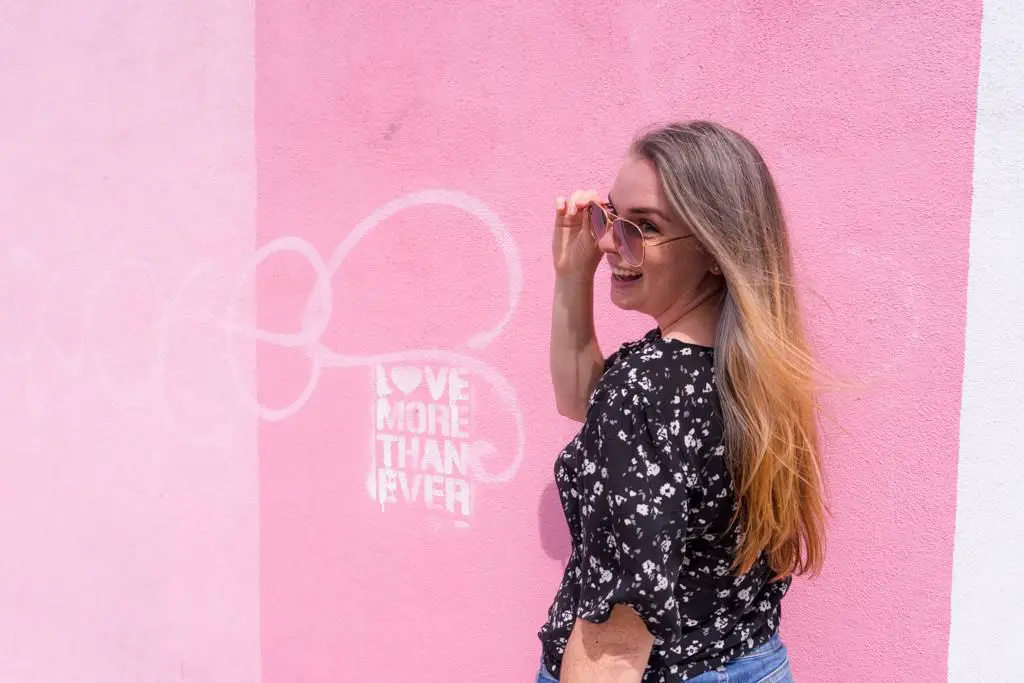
[609,288,643,312]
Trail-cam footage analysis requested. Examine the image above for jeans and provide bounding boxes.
[536,634,794,683]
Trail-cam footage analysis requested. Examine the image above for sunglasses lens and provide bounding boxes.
[614,220,644,266]
[588,202,608,239]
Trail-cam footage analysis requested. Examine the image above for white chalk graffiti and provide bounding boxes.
[1,245,249,446]
[1,190,526,485]
[233,190,525,486]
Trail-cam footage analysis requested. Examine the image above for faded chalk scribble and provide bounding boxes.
[1,190,525,484]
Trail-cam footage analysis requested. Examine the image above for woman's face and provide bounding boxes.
[599,155,718,325]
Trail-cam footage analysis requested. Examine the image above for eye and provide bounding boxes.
[639,220,660,235]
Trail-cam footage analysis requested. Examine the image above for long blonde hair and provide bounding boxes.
[632,121,827,578]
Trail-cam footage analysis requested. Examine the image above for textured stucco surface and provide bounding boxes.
[255,2,981,681]
[3,0,1018,681]
[0,1,259,681]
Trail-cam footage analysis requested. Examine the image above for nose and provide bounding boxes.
[595,221,618,256]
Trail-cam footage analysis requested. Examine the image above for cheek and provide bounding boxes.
[643,254,702,293]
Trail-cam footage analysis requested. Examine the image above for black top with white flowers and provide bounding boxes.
[538,329,789,682]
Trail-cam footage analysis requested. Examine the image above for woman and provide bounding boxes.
[537,121,826,683]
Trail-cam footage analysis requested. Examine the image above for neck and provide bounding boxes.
[656,278,724,347]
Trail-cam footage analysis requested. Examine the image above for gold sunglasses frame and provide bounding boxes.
[586,201,695,267]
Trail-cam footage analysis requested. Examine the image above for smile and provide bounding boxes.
[612,267,642,282]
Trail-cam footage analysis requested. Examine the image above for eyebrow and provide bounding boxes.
[606,193,671,221]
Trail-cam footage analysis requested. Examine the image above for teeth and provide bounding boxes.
[613,268,640,278]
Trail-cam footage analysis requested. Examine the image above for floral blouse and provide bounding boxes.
[538,329,789,682]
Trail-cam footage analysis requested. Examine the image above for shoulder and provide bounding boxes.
[601,329,716,398]
[590,331,722,455]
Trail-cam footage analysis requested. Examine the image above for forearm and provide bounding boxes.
[560,613,651,683]
[550,274,604,422]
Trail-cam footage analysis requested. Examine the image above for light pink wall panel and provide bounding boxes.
[0,1,259,682]
[255,2,981,681]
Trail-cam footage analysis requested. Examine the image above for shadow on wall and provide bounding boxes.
[538,480,571,568]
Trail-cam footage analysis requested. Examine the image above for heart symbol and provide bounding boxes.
[390,366,422,395]
[249,190,525,484]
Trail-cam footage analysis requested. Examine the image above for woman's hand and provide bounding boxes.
[560,609,653,683]
[553,189,603,278]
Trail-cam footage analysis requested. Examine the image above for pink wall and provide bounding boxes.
[0,0,989,681]
[0,1,259,681]
[256,1,981,681]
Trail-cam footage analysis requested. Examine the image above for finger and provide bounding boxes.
[582,190,600,223]
[554,196,566,214]
[575,189,601,217]
[580,190,602,220]
[567,189,586,217]
[577,189,594,211]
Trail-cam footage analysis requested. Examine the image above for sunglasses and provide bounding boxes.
[587,201,696,267]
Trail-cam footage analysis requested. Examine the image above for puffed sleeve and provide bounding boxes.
[602,346,627,374]
[575,386,688,644]
[601,336,645,374]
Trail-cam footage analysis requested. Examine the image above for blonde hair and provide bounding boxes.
[632,121,827,578]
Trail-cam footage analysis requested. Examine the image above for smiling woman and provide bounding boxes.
[541,121,825,683]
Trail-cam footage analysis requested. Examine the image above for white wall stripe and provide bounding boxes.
[948,0,1024,679]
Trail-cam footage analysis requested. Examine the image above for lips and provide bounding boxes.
[612,265,642,281]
